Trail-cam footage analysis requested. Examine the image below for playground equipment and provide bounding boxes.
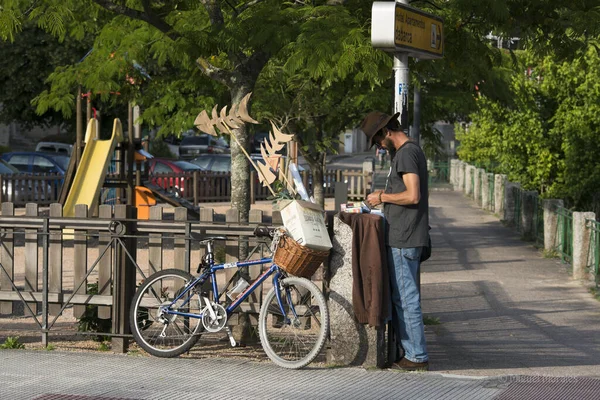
[59,99,200,219]
[63,118,123,218]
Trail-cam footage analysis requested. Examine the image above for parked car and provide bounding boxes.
[189,154,232,172]
[0,159,57,203]
[1,152,70,175]
[148,158,205,197]
[178,134,229,159]
[190,154,304,174]
[35,141,73,156]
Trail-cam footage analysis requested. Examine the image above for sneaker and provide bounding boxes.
[391,357,429,371]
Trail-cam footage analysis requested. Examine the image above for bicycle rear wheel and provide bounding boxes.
[259,276,329,369]
[130,269,203,357]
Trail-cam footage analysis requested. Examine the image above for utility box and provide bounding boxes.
[274,200,333,251]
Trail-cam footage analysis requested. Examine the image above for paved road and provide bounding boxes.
[423,190,600,378]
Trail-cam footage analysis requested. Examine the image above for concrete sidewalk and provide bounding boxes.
[423,190,600,378]
[0,351,505,400]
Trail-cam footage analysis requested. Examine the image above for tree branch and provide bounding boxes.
[200,0,224,26]
[409,0,442,11]
[93,0,180,41]
[238,0,266,15]
[195,57,232,88]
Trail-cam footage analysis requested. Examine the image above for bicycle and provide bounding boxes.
[129,227,329,369]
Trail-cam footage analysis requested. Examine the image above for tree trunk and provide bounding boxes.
[312,165,325,209]
[229,86,252,261]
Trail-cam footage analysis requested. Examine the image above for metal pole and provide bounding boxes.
[41,219,49,347]
[127,102,135,205]
[413,85,421,146]
[393,53,410,132]
[76,87,82,164]
[394,0,410,131]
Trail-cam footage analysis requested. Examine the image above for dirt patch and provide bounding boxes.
[0,308,271,363]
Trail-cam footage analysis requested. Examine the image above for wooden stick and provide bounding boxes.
[223,125,277,197]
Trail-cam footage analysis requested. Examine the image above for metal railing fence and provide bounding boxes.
[556,206,573,263]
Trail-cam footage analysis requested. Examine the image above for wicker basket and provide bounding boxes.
[273,234,330,278]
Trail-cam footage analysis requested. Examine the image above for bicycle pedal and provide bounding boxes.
[225,327,237,347]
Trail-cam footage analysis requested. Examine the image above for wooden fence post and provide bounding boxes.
[193,170,199,206]
[248,209,263,307]
[148,206,163,276]
[49,204,63,316]
[98,205,112,320]
[25,203,39,316]
[0,202,14,315]
[174,207,187,272]
[73,204,88,318]
[250,171,256,205]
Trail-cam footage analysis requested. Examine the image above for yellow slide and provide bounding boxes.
[63,118,123,217]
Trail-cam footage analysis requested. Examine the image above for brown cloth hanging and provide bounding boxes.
[339,212,390,328]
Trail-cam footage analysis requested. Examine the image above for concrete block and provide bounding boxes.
[520,190,538,240]
[473,168,485,206]
[543,199,563,252]
[465,165,475,197]
[457,162,466,192]
[573,211,596,280]
[481,171,490,210]
[327,217,387,368]
[503,181,520,223]
[495,174,506,217]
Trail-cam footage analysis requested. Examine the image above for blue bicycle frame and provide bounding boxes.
[161,257,291,322]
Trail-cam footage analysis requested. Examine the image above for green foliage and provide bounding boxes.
[458,43,600,213]
[0,23,91,129]
[4,0,600,212]
[98,342,110,351]
[0,336,25,349]
[76,282,111,342]
[149,139,175,159]
[44,344,56,351]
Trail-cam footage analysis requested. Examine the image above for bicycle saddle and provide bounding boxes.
[190,232,227,243]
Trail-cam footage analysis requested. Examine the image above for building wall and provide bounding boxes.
[338,128,368,154]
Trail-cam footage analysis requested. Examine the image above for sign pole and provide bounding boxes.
[395,0,410,133]
[393,52,410,133]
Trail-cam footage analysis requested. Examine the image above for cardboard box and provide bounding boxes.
[274,200,333,251]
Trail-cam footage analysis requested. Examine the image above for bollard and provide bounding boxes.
[503,181,520,223]
[458,161,466,192]
[495,174,506,217]
[543,199,563,252]
[572,212,596,280]
[473,168,481,206]
[481,171,489,210]
[465,165,475,196]
[520,191,538,240]
[449,159,457,188]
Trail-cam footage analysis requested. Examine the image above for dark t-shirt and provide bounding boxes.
[383,141,429,248]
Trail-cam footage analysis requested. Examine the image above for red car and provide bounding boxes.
[148,158,205,197]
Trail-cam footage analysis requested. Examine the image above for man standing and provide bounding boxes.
[362,111,429,371]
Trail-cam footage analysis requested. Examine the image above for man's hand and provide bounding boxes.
[366,190,384,207]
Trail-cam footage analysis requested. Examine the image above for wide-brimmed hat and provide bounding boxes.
[360,111,400,148]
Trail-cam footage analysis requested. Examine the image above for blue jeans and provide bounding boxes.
[388,247,428,363]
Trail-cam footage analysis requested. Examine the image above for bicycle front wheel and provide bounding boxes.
[259,277,329,369]
[130,269,202,357]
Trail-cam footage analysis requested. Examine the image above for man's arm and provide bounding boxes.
[366,173,420,207]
